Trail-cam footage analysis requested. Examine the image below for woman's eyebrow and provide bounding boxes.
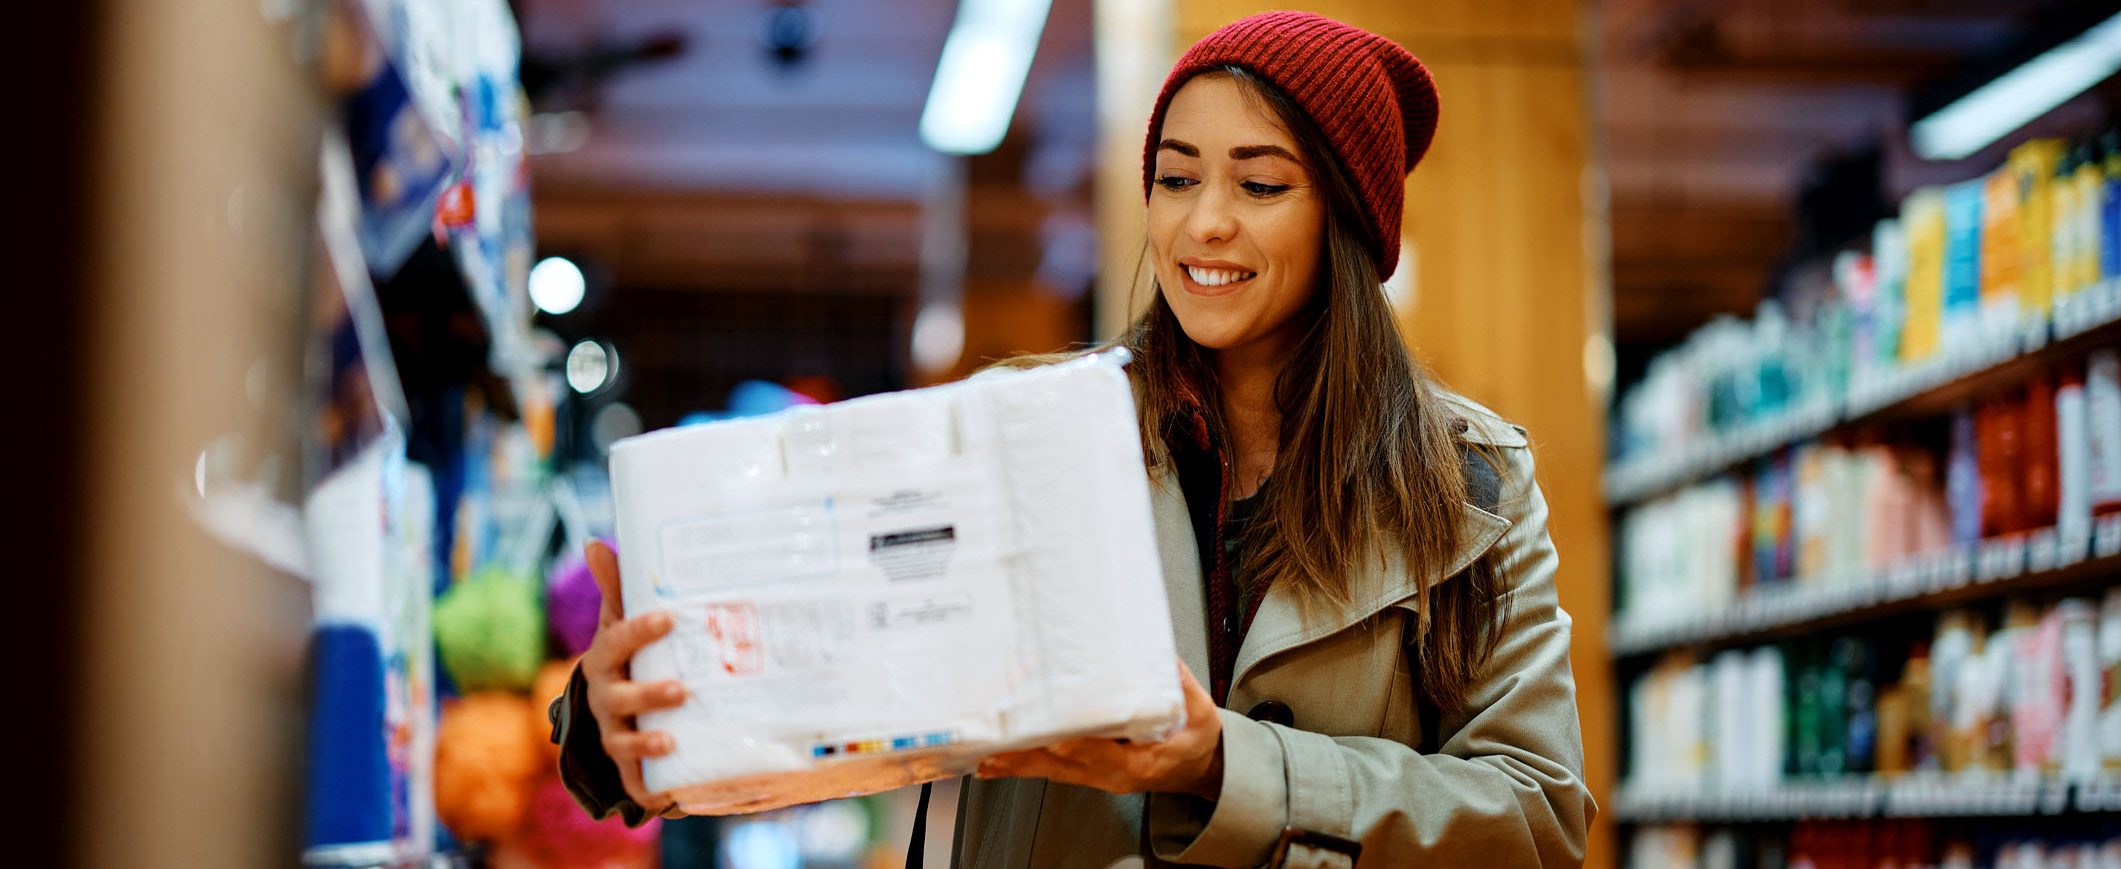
[1157,138,1199,157]
[1230,144,1298,162]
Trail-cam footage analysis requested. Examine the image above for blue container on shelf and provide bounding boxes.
[304,623,393,859]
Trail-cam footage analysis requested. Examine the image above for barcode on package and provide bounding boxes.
[868,525,956,582]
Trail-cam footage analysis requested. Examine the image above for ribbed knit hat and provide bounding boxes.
[1142,12,1439,279]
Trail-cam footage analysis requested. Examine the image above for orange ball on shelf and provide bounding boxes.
[435,693,543,841]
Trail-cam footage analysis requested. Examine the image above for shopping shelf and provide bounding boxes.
[1604,279,2121,508]
[300,846,480,869]
[1614,774,2092,823]
[1610,516,2121,657]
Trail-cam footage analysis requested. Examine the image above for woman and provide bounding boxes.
[551,11,1594,867]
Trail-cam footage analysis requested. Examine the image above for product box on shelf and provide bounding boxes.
[608,352,1184,814]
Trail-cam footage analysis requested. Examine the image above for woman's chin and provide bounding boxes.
[1172,321,1249,352]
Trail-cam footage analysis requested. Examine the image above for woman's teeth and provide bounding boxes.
[1185,266,1257,287]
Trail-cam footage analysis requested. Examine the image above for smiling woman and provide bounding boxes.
[958,12,1596,868]
[552,11,1593,868]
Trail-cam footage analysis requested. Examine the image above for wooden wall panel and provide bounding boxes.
[1398,54,1615,869]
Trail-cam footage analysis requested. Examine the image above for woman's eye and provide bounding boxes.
[1242,181,1290,196]
[1155,176,1197,192]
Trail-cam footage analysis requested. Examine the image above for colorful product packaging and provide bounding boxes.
[1902,188,1948,362]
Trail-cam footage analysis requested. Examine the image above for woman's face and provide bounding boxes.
[1148,74,1325,356]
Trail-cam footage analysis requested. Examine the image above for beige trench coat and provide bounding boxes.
[950,395,1595,868]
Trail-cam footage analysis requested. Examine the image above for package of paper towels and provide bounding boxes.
[609,350,1183,814]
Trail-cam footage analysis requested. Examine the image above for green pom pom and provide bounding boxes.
[434,568,545,693]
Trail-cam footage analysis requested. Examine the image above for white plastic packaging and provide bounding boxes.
[2060,369,2093,548]
[2060,598,2099,780]
[2088,350,2121,513]
[609,352,1184,813]
[2100,588,2121,771]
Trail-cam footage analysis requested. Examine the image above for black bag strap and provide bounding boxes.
[905,780,934,868]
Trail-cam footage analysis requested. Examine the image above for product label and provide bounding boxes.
[703,602,763,676]
[656,503,837,595]
[870,593,975,630]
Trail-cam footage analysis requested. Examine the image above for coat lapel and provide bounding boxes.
[1229,501,1511,690]
[1148,466,1213,684]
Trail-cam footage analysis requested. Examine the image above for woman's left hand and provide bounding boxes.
[974,658,1225,800]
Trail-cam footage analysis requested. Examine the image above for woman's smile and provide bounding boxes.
[1178,258,1259,296]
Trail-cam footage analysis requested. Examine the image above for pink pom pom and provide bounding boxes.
[509,774,660,867]
[547,552,602,657]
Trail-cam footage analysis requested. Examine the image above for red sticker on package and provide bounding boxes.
[703,602,763,676]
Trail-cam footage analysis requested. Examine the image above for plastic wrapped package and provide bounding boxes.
[608,352,1183,813]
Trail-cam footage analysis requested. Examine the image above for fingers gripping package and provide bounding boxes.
[609,351,1184,813]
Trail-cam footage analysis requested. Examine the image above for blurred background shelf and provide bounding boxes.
[1605,281,2121,508]
[1612,517,2121,656]
[1614,775,2093,823]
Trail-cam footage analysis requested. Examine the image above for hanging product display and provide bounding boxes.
[301,133,438,867]
[337,0,459,279]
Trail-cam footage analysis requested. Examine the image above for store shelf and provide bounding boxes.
[1611,516,2121,657]
[1614,774,2088,823]
[302,848,480,869]
[1604,279,2121,508]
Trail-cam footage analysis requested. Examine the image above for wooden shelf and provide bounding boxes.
[1605,280,2121,508]
[1611,517,2121,658]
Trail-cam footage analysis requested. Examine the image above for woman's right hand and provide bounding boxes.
[582,539,689,815]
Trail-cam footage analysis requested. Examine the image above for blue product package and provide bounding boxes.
[304,623,392,857]
[1943,180,1984,333]
[2104,155,2121,281]
[343,51,458,279]
[1948,408,1983,546]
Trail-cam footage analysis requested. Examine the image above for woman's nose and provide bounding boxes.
[1185,185,1239,246]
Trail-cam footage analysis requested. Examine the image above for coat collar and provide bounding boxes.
[1145,463,1514,692]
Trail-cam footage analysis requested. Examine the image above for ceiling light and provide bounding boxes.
[1911,11,2121,161]
[530,256,586,315]
[912,302,965,373]
[566,340,615,394]
[919,0,1053,155]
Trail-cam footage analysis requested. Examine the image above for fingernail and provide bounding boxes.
[653,734,674,753]
[651,613,674,631]
[662,683,686,702]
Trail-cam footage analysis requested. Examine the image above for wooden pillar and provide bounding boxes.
[1098,3,1614,866]
[82,1,319,865]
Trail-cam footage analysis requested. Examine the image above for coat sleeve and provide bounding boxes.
[1145,443,1596,867]
[550,662,666,827]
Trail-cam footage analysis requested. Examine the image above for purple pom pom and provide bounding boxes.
[547,551,602,657]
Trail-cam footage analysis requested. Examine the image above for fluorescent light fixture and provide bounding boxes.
[1912,11,2121,161]
[920,0,1054,155]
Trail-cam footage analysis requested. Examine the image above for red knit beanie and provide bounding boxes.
[1142,11,1439,279]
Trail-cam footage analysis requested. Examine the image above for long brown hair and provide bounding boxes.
[1005,67,1506,710]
